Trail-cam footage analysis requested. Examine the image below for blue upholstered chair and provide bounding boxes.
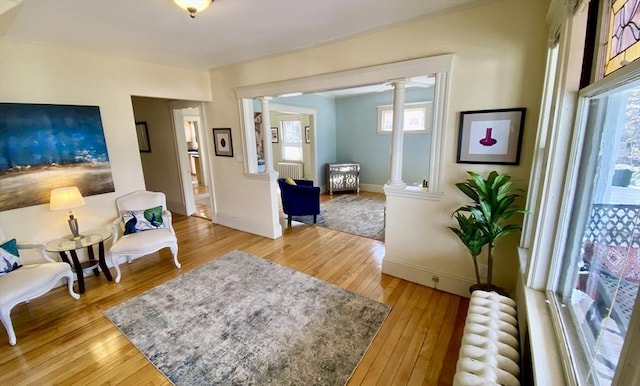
[277,178,321,227]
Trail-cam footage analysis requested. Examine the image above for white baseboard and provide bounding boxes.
[215,213,282,239]
[359,184,384,193]
[382,256,475,298]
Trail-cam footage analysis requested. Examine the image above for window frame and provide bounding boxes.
[527,52,640,386]
[376,101,432,134]
[547,57,640,386]
[279,116,303,162]
[519,3,640,385]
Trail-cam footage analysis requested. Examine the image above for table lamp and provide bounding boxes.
[50,186,86,240]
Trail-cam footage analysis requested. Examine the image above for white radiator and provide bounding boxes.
[278,162,303,179]
[453,290,520,386]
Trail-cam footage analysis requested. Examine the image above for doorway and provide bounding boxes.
[181,108,212,219]
[130,96,213,220]
[169,102,213,220]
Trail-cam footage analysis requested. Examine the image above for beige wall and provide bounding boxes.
[206,0,549,292]
[131,96,185,213]
[0,39,211,263]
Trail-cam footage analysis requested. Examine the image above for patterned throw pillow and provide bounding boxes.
[121,206,166,235]
[0,238,22,275]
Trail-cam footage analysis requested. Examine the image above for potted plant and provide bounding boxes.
[449,171,525,294]
[449,211,489,285]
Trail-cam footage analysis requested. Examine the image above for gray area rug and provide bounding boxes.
[104,250,390,385]
[296,194,385,241]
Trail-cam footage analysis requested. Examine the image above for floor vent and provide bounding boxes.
[453,290,520,386]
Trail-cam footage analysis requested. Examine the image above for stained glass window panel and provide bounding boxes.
[605,0,640,75]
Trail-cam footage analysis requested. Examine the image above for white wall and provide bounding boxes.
[0,39,211,263]
[206,0,549,293]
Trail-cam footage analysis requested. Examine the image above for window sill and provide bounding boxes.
[522,282,568,385]
[376,130,431,135]
[383,184,443,201]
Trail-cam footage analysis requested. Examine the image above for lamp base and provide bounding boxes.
[67,216,83,241]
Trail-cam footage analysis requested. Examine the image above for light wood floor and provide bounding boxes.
[193,183,212,219]
[0,213,468,385]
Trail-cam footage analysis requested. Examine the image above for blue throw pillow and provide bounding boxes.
[0,238,22,275]
[121,206,166,235]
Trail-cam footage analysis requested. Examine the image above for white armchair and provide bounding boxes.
[0,229,79,345]
[109,190,180,283]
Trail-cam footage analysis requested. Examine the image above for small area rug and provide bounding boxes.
[296,194,385,241]
[104,250,390,385]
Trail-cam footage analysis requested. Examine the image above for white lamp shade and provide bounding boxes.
[49,186,86,211]
[173,0,212,16]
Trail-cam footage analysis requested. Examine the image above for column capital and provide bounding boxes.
[389,78,408,87]
[258,96,273,102]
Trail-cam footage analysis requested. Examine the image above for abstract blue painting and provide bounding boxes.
[0,103,115,211]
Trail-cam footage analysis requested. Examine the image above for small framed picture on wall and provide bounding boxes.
[271,127,279,143]
[456,108,525,165]
[136,122,151,153]
[305,126,311,144]
[212,128,233,157]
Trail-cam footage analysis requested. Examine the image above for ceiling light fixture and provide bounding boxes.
[173,0,213,18]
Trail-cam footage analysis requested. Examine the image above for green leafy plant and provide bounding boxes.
[449,212,489,285]
[449,170,525,289]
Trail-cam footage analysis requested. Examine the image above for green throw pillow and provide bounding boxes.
[122,206,166,235]
[0,238,21,275]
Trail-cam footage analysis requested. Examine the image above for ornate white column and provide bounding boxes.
[258,97,275,173]
[387,79,407,187]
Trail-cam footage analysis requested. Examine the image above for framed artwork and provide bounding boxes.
[305,126,311,143]
[271,127,279,143]
[0,103,115,211]
[135,122,151,153]
[456,108,526,165]
[213,128,234,157]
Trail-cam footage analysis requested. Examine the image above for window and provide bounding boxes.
[522,3,640,385]
[552,73,640,385]
[376,102,431,133]
[280,118,303,161]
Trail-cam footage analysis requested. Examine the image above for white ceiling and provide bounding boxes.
[2,0,478,71]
